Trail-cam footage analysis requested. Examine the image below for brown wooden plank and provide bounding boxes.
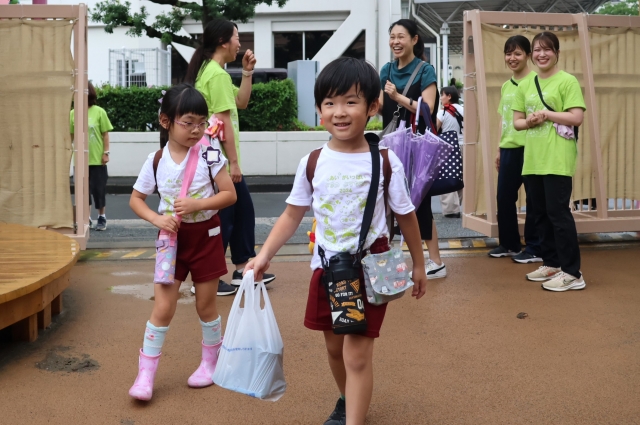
[11,314,38,342]
[0,5,80,19]
[38,304,52,330]
[51,294,63,316]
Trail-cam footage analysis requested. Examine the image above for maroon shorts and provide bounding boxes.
[304,237,390,339]
[174,214,227,284]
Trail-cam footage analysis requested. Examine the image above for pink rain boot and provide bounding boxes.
[187,339,223,388]
[129,349,161,400]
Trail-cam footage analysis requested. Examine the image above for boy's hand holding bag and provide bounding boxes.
[212,270,286,401]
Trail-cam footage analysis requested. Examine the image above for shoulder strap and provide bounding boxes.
[534,76,555,112]
[402,61,424,96]
[510,78,518,87]
[380,149,391,214]
[153,149,163,198]
[306,148,322,190]
[357,141,381,257]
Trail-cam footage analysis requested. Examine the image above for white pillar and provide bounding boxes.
[440,22,450,86]
[253,19,273,68]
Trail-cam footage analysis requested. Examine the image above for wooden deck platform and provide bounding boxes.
[0,223,80,342]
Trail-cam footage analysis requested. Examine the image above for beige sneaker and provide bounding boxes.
[542,272,586,292]
[526,266,561,282]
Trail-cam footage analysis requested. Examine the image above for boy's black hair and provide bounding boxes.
[314,57,381,109]
[441,86,460,104]
[159,83,209,148]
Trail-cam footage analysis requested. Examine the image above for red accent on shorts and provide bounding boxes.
[174,214,227,283]
[304,237,390,339]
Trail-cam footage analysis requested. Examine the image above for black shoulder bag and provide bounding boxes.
[318,138,381,335]
[534,76,579,141]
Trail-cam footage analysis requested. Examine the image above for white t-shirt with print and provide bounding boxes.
[286,144,415,270]
[133,144,227,223]
[437,104,464,144]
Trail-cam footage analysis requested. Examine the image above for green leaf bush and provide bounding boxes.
[238,79,298,131]
[94,79,299,132]
[96,85,166,131]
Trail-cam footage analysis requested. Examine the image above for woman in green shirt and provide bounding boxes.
[488,36,541,264]
[185,19,275,296]
[513,31,586,291]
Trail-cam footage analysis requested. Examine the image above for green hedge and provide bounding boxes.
[96,85,166,132]
[238,79,298,131]
[95,79,298,132]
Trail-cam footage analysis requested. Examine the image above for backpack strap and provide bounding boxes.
[306,148,322,190]
[153,149,163,198]
[380,149,391,214]
[152,147,216,198]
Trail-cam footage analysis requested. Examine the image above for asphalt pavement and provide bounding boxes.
[78,194,483,249]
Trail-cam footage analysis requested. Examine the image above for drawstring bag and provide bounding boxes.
[213,270,286,401]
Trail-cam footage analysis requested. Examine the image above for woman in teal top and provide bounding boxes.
[513,31,586,292]
[488,36,541,264]
[379,19,447,281]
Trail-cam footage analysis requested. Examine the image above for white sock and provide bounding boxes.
[142,321,168,356]
[200,316,222,346]
[99,214,106,219]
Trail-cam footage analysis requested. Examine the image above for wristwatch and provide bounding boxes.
[409,98,414,106]
[104,151,110,155]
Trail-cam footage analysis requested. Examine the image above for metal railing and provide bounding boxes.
[108,46,172,87]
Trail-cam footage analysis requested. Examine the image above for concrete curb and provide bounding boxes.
[70,175,295,195]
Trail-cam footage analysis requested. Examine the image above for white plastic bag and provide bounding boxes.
[212,270,286,401]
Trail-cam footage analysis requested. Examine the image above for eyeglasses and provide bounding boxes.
[174,120,207,132]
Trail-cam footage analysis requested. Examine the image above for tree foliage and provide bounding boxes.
[91,0,288,47]
[595,0,639,16]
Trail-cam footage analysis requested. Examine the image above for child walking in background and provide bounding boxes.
[246,58,428,425]
[127,84,237,400]
[70,82,113,231]
[489,35,542,264]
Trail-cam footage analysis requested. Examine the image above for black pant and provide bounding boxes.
[88,165,108,210]
[219,176,257,265]
[496,148,540,255]
[526,174,581,277]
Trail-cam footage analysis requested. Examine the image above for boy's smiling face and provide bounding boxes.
[318,84,379,146]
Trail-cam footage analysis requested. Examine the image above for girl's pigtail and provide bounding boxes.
[158,90,168,148]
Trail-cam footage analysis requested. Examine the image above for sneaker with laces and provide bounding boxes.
[426,259,447,279]
[512,251,543,264]
[231,270,275,286]
[96,216,107,231]
[526,266,561,282]
[488,246,517,258]
[324,398,346,425]
[542,272,586,292]
[216,280,238,296]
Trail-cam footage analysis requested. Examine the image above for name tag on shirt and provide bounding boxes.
[208,226,220,237]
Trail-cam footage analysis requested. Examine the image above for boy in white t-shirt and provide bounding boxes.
[246,58,428,425]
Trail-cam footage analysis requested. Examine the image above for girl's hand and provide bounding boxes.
[174,197,200,216]
[152,214,180,233]
[102,153,110,165]
[411,266,427,300]
[384,81,399,101]
[242,49,257,71]
[245,254,271,282]
[229,163,242,183]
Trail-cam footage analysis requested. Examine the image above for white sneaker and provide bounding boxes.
[526,266,561,282]
[542,272,586,292]
[426,259,447,279]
